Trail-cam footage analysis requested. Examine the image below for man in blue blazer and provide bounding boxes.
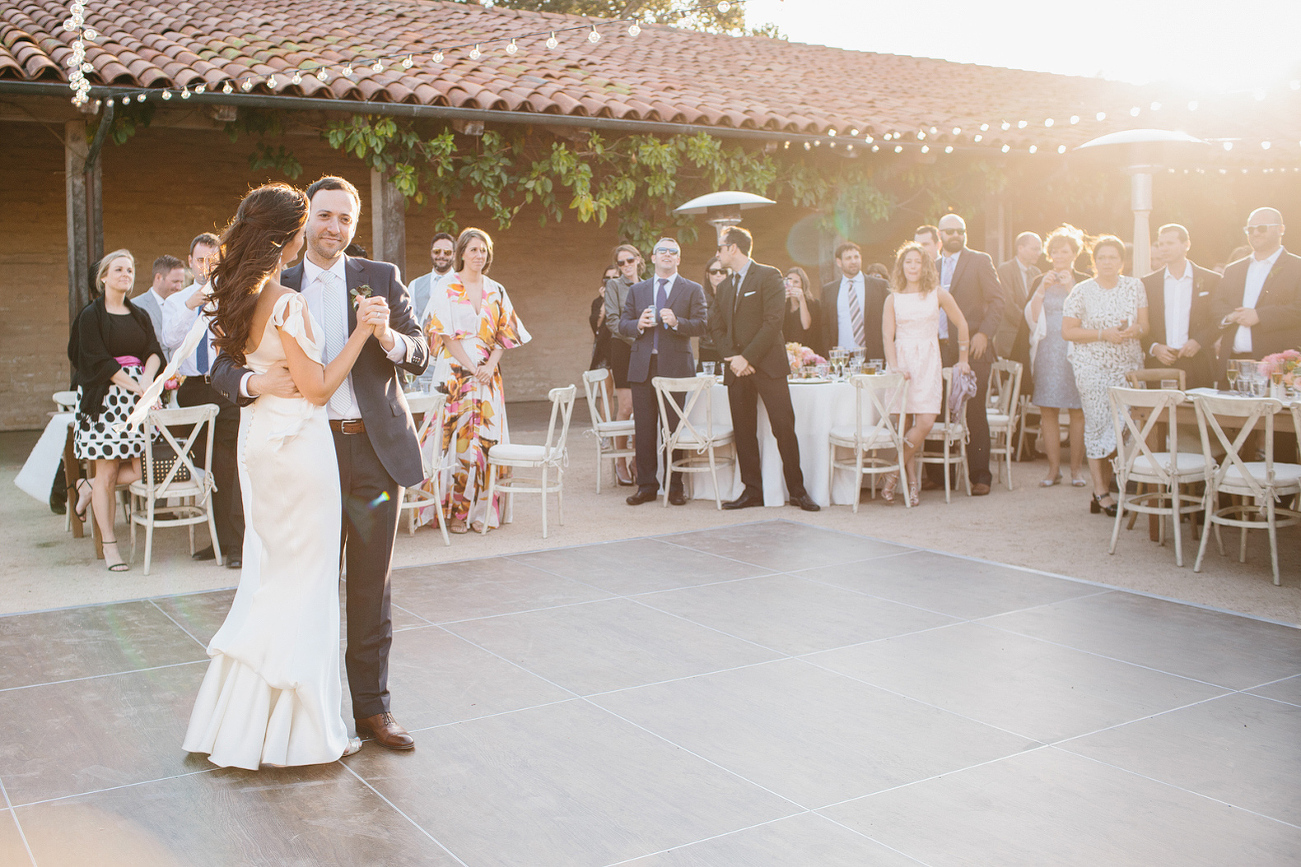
[618,238,708,506]
[211,176,428,751]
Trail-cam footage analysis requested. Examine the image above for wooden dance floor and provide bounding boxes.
[1,521,1298,865]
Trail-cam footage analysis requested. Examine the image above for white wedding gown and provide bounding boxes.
[182,293,349,769]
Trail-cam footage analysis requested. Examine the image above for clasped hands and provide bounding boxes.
[1152,339,1201,365]
[1099,323,1141,344]
[1222,307,1260,329]
[724,355,755,377]
[638,306,677,330]
[355,295,390,341]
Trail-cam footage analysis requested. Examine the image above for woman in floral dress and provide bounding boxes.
[424,228,531,533]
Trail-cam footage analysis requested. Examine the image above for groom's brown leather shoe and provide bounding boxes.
[355,712,415,750]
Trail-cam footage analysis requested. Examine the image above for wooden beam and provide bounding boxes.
[64,119,92,325]
[369,168,407,278]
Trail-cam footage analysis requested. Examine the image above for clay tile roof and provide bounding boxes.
[1,0,1298,164]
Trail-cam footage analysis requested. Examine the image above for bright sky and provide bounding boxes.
[745,0,1301,94]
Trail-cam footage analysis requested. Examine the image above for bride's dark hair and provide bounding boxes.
[208,183,309,364]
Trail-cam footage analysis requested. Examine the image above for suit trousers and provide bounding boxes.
[630,356,685,494]
[177,378,244,554]
[333,428,402,719]
[727,369,807,498]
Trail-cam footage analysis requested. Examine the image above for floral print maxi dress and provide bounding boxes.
[1062,276,1146,459]
[423,274,531,527]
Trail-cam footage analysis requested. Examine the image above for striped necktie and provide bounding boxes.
[847,277,865,348]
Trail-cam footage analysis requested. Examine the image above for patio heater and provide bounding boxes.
[674,191,776,244]
[1073,129,1209,276]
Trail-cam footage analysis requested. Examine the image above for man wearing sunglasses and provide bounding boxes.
[1211,208,1301,370]
[618,239,708,506]
[711,227,820,512]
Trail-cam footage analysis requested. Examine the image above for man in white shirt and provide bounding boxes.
[1141,224,1219,388]
[161,233,244,567]
[821,242,887,360]
[406,232,455,391]
[1212,207,1301,367]
[132,255,185,359]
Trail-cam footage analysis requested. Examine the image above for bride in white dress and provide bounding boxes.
[135,184,386,769]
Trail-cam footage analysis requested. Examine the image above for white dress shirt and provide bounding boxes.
[835,273,864,349]
[1159,263,1194,352]
[938,253,959,339]
[1232,246,1283,354]
[644,271,680,351]
[161,282,217,376]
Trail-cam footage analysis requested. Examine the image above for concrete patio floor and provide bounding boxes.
[1,520,1298,866]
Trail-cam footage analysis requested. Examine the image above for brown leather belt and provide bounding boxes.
[329,418,366,435]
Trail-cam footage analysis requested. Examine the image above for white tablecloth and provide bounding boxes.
[686,379,878,507]
[15,413,73,503]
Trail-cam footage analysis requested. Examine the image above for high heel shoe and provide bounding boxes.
[101,539,129,572]
[1040,471,1062,488]
[342,736,363,758]
[880,471,899,503]
[1090,493,1117,517]
[73,478,92,520]
[907,457,922,507]
[614,462,635,487]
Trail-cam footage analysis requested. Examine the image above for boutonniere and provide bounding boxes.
[1267,262,1283,281]
[350,285,372,309]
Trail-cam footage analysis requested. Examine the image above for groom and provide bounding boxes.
[211,176,429,750]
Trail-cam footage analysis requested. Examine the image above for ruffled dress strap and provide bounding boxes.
[271,293,322,365]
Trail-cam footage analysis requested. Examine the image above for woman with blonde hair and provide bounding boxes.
[881,242,970,506]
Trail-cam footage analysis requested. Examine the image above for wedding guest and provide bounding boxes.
[604,244,643,485]
[914,225,941,262]
[589,265,620,417]
[409,232,457,392]
[822,242,887,359]
[996,232,1042,395]
[881,242,970,506]
[133,255,185,359]
[163,232,244,568]
[1062,235,1148,516]
[425,228,531,533]
[866,263,890,281]
[1211,207,1301,374]
[698,255,729,366]
[1026,226,1089,487]
[1143,223,1220,389]
[783,266,823,354]
[67,249,163,571]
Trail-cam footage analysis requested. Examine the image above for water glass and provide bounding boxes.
[1160,379,1178,391]
[702,361,716,376]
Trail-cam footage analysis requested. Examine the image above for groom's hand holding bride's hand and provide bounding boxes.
[356,295,392,345]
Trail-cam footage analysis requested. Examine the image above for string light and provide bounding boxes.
[372,59,383,72]
[469,44,482,60]
[267,74,277,87]
[893,145,902,153]
[195,83,206,94]
[316,68,330,83]
[1057,145,1066,154]
[717,1,732,10]
[506,39,518,55]
[1001,144,1011,153]
[1129,106,1141,116]
[1096,112,1106,121]
[588,26,600,44]
[952,127,961,135]
[980,123,990,131]
[432,51,444,63]
[546,32,559,49]
[628,22,641,36]
[1028,144,1037,153]
[944,145,954,153]
[1069,115,1079,124]
[241,78,253,91]
[342,64,353,77]
[222,80,233,93]
[1017,120,1027,129]
[290,71,301,85]
[402,54,414,69]
[1044,118,1054,127]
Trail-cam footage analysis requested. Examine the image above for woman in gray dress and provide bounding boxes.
[1026,225,1089,487]
[603,244,643,485]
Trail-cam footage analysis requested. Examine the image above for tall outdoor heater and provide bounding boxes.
[674,190,776,244]
[1074,129,1208,276]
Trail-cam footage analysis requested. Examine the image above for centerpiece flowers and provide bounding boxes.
[786,342,825,377]
[1261,349,1301,392]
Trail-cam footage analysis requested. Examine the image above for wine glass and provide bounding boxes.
[1226,361,1239,394]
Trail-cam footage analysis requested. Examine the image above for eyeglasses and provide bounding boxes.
[616,257,638,266]
[707,268,728,275]
[1244,224,1281,235]
[654,247,680,255]
[940,228,965,236]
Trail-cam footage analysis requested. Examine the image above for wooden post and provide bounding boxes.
[65,119,92,325]
[370,168,407,278]
[984,192,1005,262]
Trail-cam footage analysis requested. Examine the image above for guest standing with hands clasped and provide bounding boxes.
[68,249,164,572]
[1061,235,1148,517]
[619,238,707,506]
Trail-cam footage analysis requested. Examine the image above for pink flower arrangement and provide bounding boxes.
[163,374,184,391]
[1261,350,1301,387]
[785,342,825,374]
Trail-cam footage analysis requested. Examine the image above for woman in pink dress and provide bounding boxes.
[881,242,971,506]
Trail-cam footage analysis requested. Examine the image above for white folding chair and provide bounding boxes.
[987,359,1022,489]
[829,373,910,511]
[1015,395,1041,461]
[651,375,735,509]
[1192,394,1301,585]
[483,385,575,538]
[1108,387,1208,567]
[581,368,635,493]
[127,403,221,575]
[921,368,971,503]
[399,392,450,546]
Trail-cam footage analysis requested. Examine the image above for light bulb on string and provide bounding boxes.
[1262,141,1271,149]
[944,145,953,153]
[803,142,811,151]
[1069,115,1079,124]
[181,86,191,99]
[290,71,301,85]
[952,126,961,135]
[973,134,982,142]
[894,145,903,153]
[1096,111,1106,121]
[588,26,601,44]
[920,145,929,153]
[850,128,859,136]
[119,96,130,105]
[1057,145,1066,154]
[1129,106,1141,116]
[342,64,353,77]
[871,144,880,153]
[432,51,444,63]
[402,54,414,69]
[240,78,253,91]
[195,83,206,94]
[1223,141,1233,151]
[1000,121,1010,130]
[161,89,171,100]
[717,1,731,11]
[267,74,277,87]
[628,22,641,36]
[372,59,384,72]
[1044,118,1054,127]
[1017,120,1027,129]
[316,68,329,83]
[980,123,989,131]
[1028,144,1037,153]
[83,29,96,41]
[506,39,518,55]
[222,80,233,93]
[470,44,481,60]
[1001,144,1010,153]
[546,32,558,49]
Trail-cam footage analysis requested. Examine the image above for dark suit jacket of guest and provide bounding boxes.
[617,274,708,381]
[995,259,1041,358]
[1141,262,1219,385]
[1210,248,1301,359]
[709,261,789,383]
[210,255,430,487]
[947,248,1006,346]
[821,275,888,360]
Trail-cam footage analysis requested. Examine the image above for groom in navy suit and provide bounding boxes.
[619,238,708,506]
[211,176,428,750]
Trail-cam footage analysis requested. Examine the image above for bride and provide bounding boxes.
[138,183,387,768]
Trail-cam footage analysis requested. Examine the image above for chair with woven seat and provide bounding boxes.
[399,391,450,545]
[1107,386,1208,567]
[829,372,910,511]
[482,384,575,538]
[651,374,735,509]
[581,368,636,493]
[986,359,1023,490]
[920,368,971,503]
[1192,394,1301,585]
[128,403,221,575]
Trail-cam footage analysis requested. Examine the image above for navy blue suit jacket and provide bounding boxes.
[618,274,708,382]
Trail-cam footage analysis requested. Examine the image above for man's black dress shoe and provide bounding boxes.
[668,489,687,506]
[722,492,763,510]
[788,494,820,512]
[192,546,216,561]
[226,557,242,569]
[626,488,658,506]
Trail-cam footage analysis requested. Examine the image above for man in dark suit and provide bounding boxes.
[710,227,819,512]
[211,176,428,751]
[995,231,1042,395]
[935,213,1005,496]
[618,237,708,506]
[822,241,888,359]
[1142,223,1220,389]
[1211,207,1301,370]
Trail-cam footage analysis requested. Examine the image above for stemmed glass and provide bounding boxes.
[1226,361,1240,394]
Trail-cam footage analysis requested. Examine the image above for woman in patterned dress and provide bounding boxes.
[424,228,531,533]
[1062,235,1149,516]
[67,249,164,571]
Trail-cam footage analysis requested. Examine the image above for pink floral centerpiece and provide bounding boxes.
[785,342,825,375]
[1261,349,1301,391]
